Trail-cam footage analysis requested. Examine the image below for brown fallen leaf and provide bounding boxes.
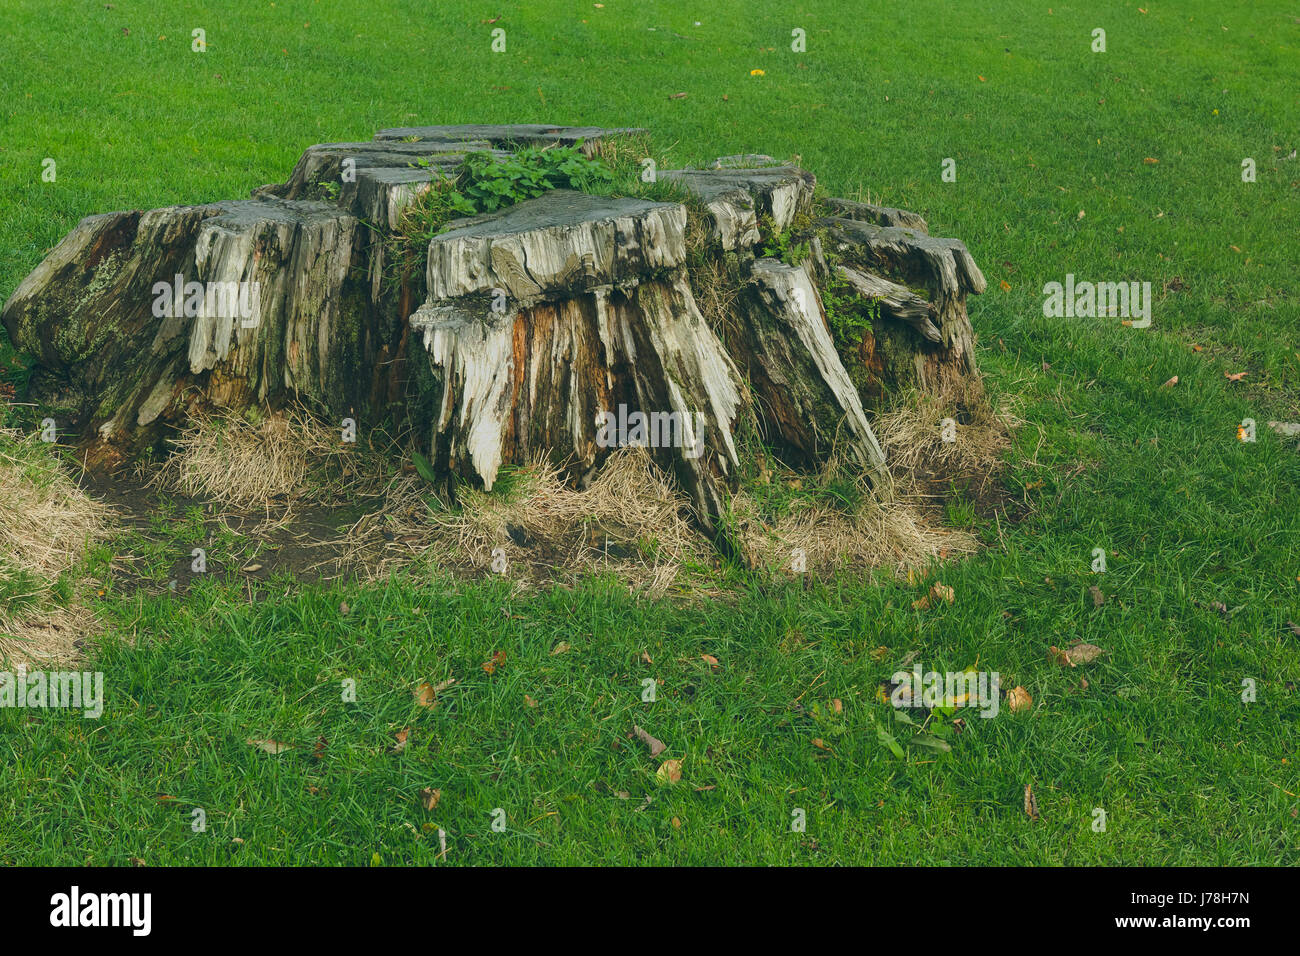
[999,279,1011,291]
[912,582,955,610]
[1089,585,1105,607]
[242,563,263,573]
[419,787,441,811]
[550,641,570,655]
[1006,686,1033,713]
[811,737,832,752]
[482,650,507,674]
[1066,642,1104,665]
[391,727,410,754]
[669,91,688,99]
[640,650,653,664]
[1286,620,1300,638]
[656,758,683,785]
[246,738,293,754]
[1225,371,1248,382]
[1143,157,1159,164]
[414,677,456,707]
[1024,784,1039,820]
[524,694,538,708]
[1161,375,1179,387]
[633,724,667,757]
[831,698,843,714]
[339,602,350,615]
[671,816,682,829]
[311,736,327,761]
[701,653,720,670]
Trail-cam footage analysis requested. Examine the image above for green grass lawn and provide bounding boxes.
[2,0,1299,865]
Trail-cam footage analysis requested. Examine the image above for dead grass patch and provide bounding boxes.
[348,448,715,598]
[0,428,109,665]
[874,379,1020,496]
[150,408,385,522]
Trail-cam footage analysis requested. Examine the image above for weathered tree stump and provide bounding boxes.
[2,124,986,543]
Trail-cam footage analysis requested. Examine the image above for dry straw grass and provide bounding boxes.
[874,380,1020,494]
[151,408,384,524]
[0,428,109,665]
[350,448,714,598]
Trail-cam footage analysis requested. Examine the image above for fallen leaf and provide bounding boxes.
[633,724,667,757]
[656,758,683,785]
[242,563,263,573]
[482,650,507,674]
[1089,585,1105,607]
[1066,642,1104,665]
[811,737,831,751]
[550,641,570,655]
[524,694,538,708]
[914,582,956,609]
[1225,371,1248,382]
[670,91,689,98]
[339,602,350,615]
[1286,621,1300,638]
[414,677,454,708]
[391,727,410,754]
[1161,375,1179,388]
[311,736,327,761]
[701,653,720,670]
[999,279,1011,291]
[671,816,682,829]
[1143,157,1159,164]
[246,738,293,754]
[831,698,843,714]
[1006,686,1033,713]
[1024,784,1039,820]
[640,650,653,664]
[419,787,441,811]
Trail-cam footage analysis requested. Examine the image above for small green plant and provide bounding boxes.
[384,144,616,291]
[820,282,880,350]
[460,144,613,211]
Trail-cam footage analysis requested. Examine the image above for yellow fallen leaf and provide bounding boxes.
[656,758,683,785]
[1007,686,1033,713]
[246,738,292,754]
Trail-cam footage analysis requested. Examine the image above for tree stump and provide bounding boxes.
[2,124,987,544]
